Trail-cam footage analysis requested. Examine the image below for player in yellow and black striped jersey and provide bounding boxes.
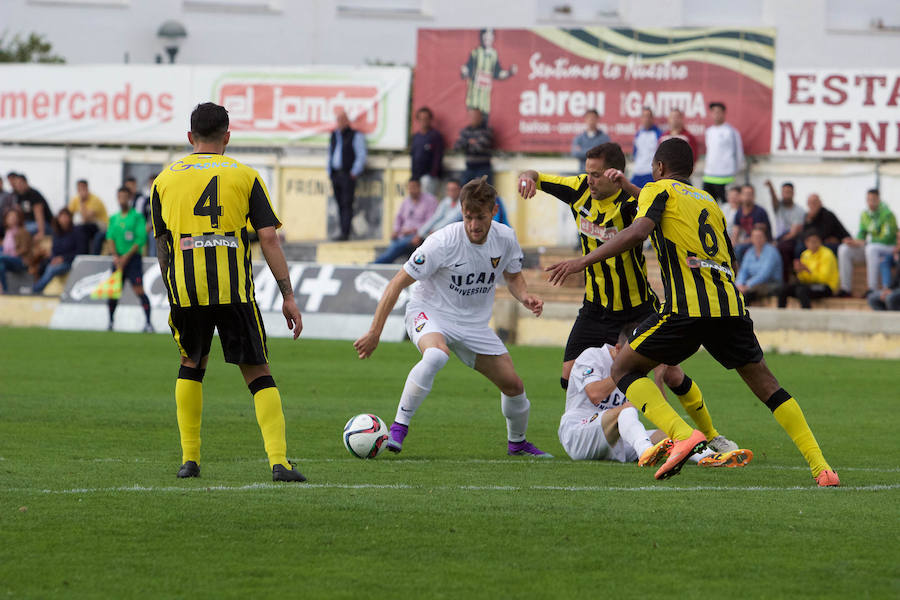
[546,138,838,486]
[520,143,739,454]
[151,102,306,483]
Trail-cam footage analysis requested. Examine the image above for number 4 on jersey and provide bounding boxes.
[194,176,222,228]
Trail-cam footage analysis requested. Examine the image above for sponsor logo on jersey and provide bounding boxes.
[170,160,239,172]
[583,367,594,376]
[685,256,733,277]
[490,256,501,268]
[180,235,239,251]
[588,413,599,423]
[413,253,426,265]
[579,219,618,242]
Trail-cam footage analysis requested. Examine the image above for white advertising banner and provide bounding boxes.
[0,65,411,149]
[771,69,900,157]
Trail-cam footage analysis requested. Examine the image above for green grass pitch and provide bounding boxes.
[1,326,898,598]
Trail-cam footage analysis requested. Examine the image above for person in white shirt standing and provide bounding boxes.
[702,102,744,204]
[560,329,753,469]
[354,176,551,457]
[630,107,661,188]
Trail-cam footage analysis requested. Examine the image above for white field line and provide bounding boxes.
[1,482,898,495]
[73,457,900,473]
[5,455,899,473]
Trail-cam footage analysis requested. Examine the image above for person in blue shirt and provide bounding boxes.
[328,110,367,241]
[630,107,661,187]
[32,207,81,294]
[736,226,782,304]
[571,109,610,172]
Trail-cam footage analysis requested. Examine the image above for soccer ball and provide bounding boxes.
[343,414,389,459]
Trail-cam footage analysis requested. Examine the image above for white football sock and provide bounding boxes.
[394,347,449,426]
[618,406,653,457]
[501,391,530,442]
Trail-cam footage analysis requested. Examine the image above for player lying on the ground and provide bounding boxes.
[546,138,839,486]
[518,143,739,454]
[560,328,752,469]
[354,176,552,457]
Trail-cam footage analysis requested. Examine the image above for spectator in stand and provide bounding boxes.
[328,110,367,241]
[454,108,494,185]
[410,107,444,196]
[868,231,900,310]
[798,193,849,258]
[731,184,771,264]
[703,102,744,204]
[32,207,80,294]
[373,178,438,264]
[0,176,15,238]
[659,108,697,158]
[130,174,158,256]
[722,186,742,240]
[765,180,805,281]
[68,179,108,255]
[412,179,462,247]
[0,207,32,294]
[571,109,610,172]
[10,172,52,240]
[836,189,898,297]
[631,107,661,187]
[736,226,782,304]
[778,231,839,309]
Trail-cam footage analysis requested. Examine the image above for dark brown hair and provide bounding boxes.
[584,142,626,171]
[460,176,496,213]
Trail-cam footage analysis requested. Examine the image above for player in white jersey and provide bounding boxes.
[560,327,754,468]
[354,177,551,457]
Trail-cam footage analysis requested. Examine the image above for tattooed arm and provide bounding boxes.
[156,232,171,276]
[257,226,302,339]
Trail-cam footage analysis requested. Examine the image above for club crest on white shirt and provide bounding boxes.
[490,256,501,268]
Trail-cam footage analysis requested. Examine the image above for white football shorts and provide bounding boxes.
[558,413,638,463]
[405,304,508,368]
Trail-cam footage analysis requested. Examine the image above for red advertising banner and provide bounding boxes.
[414,28,775,156]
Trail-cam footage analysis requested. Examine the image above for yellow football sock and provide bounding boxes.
[252,382,289,469]
[772,397,831,477]
[676,378,719,440]
[175,377,203,464]
[623,375,694,441]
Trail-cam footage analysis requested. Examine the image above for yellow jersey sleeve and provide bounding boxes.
[635,180,669,224]
[536,173,588,205]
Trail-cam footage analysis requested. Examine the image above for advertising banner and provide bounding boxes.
[50,256,408,341]
[771,69,900,157]
[414,28,775,155]
[0,65,410,149]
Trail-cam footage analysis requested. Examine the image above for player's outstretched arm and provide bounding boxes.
[503,270,543,317]
[517,170,539,199]
[546,217,655,286]
[257,226,302,340]
[584,378,617,406]
[354,269,416,359]
[604,168,643,200]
